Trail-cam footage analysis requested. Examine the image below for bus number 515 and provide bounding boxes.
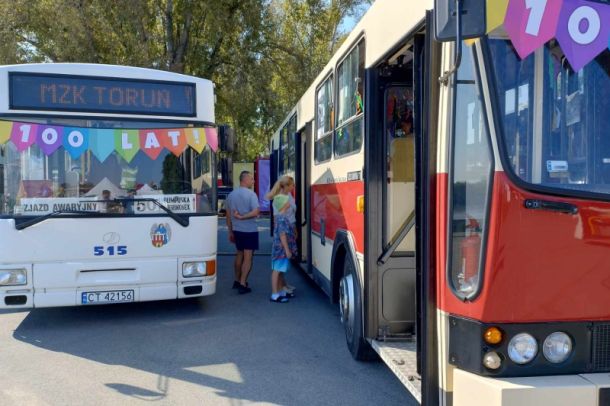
[93,246,128,256]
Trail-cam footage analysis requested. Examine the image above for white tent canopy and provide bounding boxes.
[86,177,124,198]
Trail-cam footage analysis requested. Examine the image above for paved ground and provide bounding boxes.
[0,218,416,405]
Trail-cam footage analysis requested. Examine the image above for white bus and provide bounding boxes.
[0,64,219,308]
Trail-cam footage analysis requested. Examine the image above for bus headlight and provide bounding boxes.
[182,262,206,277]
[543,332,572,363]
[0,269,27,286]
[508,333,538,364]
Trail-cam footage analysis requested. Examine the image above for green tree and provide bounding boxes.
[0,0,370,161]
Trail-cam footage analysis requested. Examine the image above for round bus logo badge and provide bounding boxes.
[150,223,171,247]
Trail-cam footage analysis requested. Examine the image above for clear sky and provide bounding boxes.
[340,3,372,34]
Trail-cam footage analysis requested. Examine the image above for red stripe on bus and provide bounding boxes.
[311,181,365,253]
[439,171,610,323]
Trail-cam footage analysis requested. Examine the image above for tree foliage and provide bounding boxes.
[0,0,370,160]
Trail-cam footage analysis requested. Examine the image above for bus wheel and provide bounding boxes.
[339,253,377,361]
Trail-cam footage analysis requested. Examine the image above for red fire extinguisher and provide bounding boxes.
[461,218,481,284]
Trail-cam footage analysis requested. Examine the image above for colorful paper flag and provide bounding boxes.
[186,128,207,154]
[139,129,164,160]
[205,127,218,152]
[11,122,38,152]
[555,0,610,72]
[114,129,140,162]
[37,125,64,155]
[161,128,187,156]
[0,121,13,144]
[504,0,563,59]
[487,0,509,33]
[0,119,217,160]
[89,129,116,162]
[63,128,89,159]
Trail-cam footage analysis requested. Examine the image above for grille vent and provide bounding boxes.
[593,323,610,371]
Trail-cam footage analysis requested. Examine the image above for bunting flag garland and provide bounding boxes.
[205,127,218,152]
[161,128,188,157]
[89,129,116,162]
[139,129,164,160]
[504,0,563,59]
[63,127,89,159]
[37,125,63,155]
[186,127,207,154]
[114,129,140,163]
[486,0,509,34]
[501,0,610,70]
[0,121,12,144]
[11,122,38,152]
[555,0,610,72]
[0,120,217,161]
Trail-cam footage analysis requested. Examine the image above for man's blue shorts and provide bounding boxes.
[234,231,259,251]
[271,258,290,273]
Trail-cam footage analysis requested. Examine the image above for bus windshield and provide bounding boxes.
[0,118,214,217]
[487,39,610,196]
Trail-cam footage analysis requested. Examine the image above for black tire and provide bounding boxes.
[340,252,378,361]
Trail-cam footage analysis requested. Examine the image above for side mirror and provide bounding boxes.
[434,0,486,42]
[219,156,233,187]
[219,125,235,153]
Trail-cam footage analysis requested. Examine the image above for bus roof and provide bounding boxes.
[275,0,432,134]
[0,63,214,124]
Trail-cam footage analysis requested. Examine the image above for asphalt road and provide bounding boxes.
[0,217,416,405]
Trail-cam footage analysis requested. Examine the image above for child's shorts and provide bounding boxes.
[271,258,290,273]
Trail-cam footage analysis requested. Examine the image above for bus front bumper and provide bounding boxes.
[0,258,216,309]
[454,368,610,406]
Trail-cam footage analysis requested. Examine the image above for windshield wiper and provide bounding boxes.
[15,210,99,230]
[115,198,189,227]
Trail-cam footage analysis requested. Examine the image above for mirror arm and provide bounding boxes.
[439,0,463,85]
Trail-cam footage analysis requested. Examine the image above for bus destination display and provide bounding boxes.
[9,72,196,117]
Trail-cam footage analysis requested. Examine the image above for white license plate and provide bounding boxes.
[81,290,134,304]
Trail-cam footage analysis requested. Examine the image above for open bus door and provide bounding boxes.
[364,29,423,400]
[295,122,313,271]
[364,13,442,405]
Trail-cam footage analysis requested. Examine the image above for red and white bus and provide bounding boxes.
[270,0,610,404]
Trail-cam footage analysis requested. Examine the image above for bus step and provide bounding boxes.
[371,339,421,403]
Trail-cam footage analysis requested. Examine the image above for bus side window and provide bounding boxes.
[315,76,333,163]
[335,40,365,157]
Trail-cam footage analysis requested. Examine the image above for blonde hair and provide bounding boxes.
[266,175,294,200]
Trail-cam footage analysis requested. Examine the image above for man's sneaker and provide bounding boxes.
[283,285,296,294]
[238,284,252,294]
[232,281,240,289]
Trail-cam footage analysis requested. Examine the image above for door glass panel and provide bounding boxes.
[449,43,493,298]
[384,86,415,251]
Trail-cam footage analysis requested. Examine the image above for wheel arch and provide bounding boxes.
[330,229,361,304]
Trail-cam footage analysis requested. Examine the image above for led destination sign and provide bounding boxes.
[9,72,196,117]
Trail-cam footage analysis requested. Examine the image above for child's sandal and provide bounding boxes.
[270,296,289,303]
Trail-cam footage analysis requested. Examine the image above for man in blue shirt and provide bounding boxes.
[225,171,260,294]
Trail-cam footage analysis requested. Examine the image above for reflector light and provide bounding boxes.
[484,327,503,345]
